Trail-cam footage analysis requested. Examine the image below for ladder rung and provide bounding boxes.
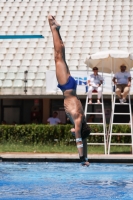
[90,133,105,135]
[87,123,104,125]
[114,103,129,105]
[109,133,132,135]
[86,113,103,115]
[87,143,105,145]
[87,103,103,105]
[113,113,130,115]
[110,143,132,145]
[112,123,131,125]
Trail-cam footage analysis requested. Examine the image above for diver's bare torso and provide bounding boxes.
[63,89,84,124]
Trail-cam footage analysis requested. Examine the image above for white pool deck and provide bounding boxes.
[0,153,133,163]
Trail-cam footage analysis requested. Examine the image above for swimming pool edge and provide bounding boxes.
[0,153,133,163]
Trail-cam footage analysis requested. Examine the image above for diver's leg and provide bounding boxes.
[71,128,88,160]
[74,117,89,166]
[48,15,70,85]
[83,138,88,158]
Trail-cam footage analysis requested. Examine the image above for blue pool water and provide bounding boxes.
[0,162,133,200]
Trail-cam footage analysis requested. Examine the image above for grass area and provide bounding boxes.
[0,143,131,154]
[0,143,77,153]
[109,145,131,154]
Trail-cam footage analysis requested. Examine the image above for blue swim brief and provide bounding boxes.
[58,76,77,91]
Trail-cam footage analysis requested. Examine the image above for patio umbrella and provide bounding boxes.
[84,50,133,73]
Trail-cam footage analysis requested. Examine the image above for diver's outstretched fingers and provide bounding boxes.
[80,156,90,166]
[81,161,90,167]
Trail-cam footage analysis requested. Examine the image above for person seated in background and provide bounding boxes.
[87,67,103,104]
[47,111,61,125]
[112,65,131,103]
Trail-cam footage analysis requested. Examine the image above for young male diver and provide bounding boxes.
[48,15,91,166]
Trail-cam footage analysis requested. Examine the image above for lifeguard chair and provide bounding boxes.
[84,80,107,154]
[108,80,133,154]
[84,50,133,155]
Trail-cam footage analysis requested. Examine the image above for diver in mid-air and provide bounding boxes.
[48,15,91,166]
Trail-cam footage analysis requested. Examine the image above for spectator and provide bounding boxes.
[87,67,103,104]
[112,65,131,103]
[47,111,61,125]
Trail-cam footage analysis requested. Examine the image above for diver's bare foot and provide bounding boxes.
[97,99,101,104]
[48,15,60,30]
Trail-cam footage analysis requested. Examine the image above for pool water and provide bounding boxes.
[0,162,133,200]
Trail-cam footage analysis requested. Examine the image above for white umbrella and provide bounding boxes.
[84,49,133,73]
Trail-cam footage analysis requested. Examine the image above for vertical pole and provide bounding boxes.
[101,59,106,154]
[129,59,133,154]
[108,57,113,153]
[84,58,90,117]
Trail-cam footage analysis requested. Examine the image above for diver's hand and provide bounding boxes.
[81,161,90,166]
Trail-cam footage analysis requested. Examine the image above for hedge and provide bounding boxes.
[0,124,73,145]
[0,124,131,145]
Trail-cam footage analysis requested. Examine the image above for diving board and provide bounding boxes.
[0,35,44,39]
